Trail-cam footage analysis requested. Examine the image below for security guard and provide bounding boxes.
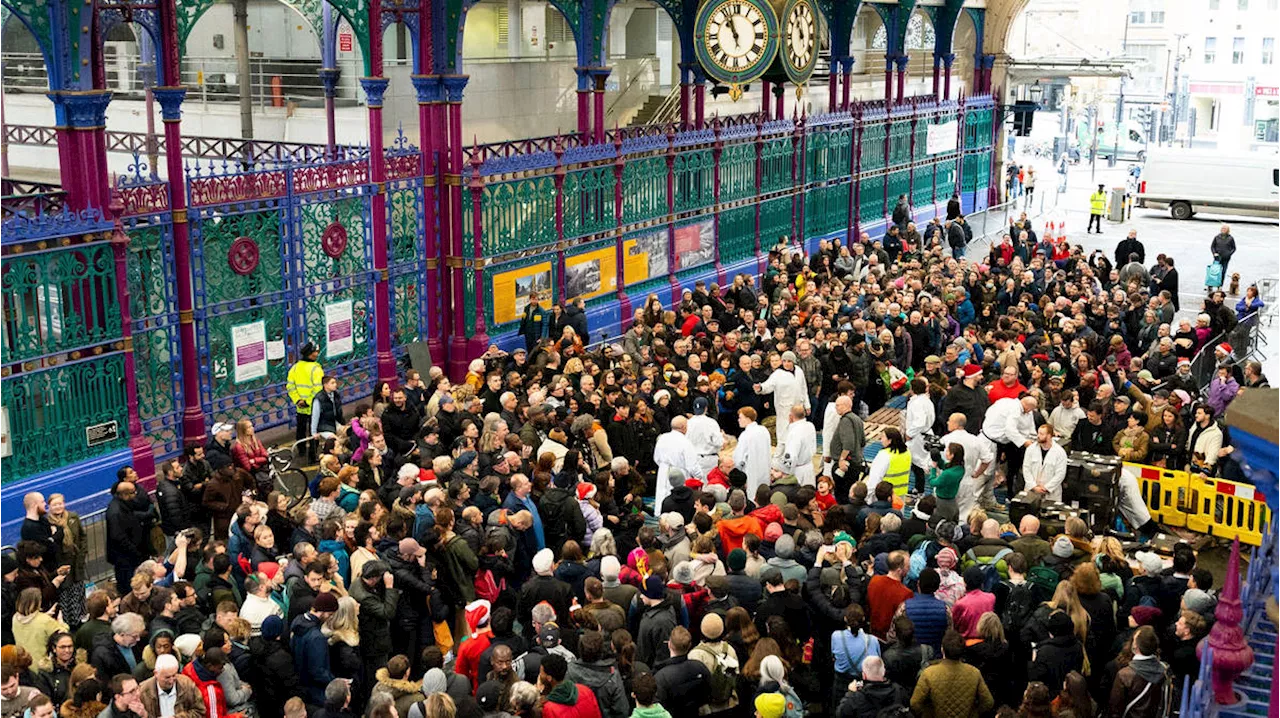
[867,426,912,497]
[1087,183,1107,234]
[287,342,324,457]
[518,292,548,352]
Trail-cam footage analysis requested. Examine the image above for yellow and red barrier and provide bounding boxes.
[1122,462,1271,546]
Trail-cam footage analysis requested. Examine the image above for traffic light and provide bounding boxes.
[1136,106,1154,139]
[1011,101,1037,136]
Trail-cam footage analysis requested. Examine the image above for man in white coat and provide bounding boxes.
[981,394,1038,496]
[733,407,773,498]
[654,415,704,510]
[1021,423,1068,500]
[776,404,817,487]
[686,397,725,476]
[822,382,856,476]
[755,350,809,443]
[904,378,936,493]
[941,413,993,523]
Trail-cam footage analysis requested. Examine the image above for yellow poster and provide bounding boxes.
[492,262,553,325]
[623,230,669,285]
[565,246,617,301]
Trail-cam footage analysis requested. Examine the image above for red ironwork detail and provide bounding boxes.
[188,170,288,206]
[293,160,370,194]
[321,221,349,258]
[118,183,170,216]
[228,236,261,275]
[385,152,422,181]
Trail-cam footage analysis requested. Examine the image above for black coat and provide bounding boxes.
[154,477,191,536]
[350,580,400,663]
[517,575,575,640]
[90,632,140,684]
[940,383,988,435]
[724,571,763,614]
[754,590,811,642]
[653,655,711,716]
[105,496,155,567]
[835,680,910,718]
[538,487,586,559]
[381,404,422,456]
[249,637,300,717]
[1026,634,1084,690]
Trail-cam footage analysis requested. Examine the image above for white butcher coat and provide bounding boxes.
[734,421,773,498]
[654,430,704,509]
[1021,441,1068,501]
[942,429,993,523]
[777,418,817,486]
[982,397,1037,446]
[758,367,810,442]
[905,394,937,471]
[686,414,725,476]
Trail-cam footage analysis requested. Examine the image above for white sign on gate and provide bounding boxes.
[325,299,355,359]
[231,320,268,384]
[926,121,959,155]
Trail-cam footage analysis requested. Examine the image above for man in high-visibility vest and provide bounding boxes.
[866,427,912,497]
[287,342,324,460]
[1087,183,1107,234]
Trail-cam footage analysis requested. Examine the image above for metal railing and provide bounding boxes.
[1,506,114,587]
[649,85,683,127]
[1186,308,1268,397]
[961,186,1064,258]
[4,123,354,165]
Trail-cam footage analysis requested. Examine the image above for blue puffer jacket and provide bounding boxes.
[290,612,334,705]
[902,593,949,653]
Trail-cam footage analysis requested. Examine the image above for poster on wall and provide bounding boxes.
[565,246,617,301]
[674,219,715,270]
[492,262,553,325]
[927,121,959,155]
[623,230,669,285]
[325,299,354,359]
[231,320,268,384]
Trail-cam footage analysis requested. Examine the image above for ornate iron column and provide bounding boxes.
[575,67,591,139]
[679,62,693,128]
[932,52,942,97]
[320,2,340,158]
[443,74,471,378]
[363,76,396,383]
[883,54,893,104]
[591,67,610,143]
[466,150,489,358]
[108,194,157,485]
[49,92,113,212]
[413,75,445,364]
[840,58,854,110]
[895,54,909,104]
[942,53,955,100]
[692,66,706,130]
[761,80,772,120]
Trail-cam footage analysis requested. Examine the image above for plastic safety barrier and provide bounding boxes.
[1125,463,1191,527]
[1185,475,1271,547]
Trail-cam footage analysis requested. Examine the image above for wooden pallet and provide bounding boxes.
[864,407,904,445]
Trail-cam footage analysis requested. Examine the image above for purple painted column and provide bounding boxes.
[108,195,158,485]
[828,65,839,112]
[50,92,113,212]
[753,118,764,273]
[841,58,854,110]
[466,150,489,357]
[665,127,679,303]
[973,53,983,92]
[942,53,955,100]
[413,75,445,364]
[884,54,894,105]
[895,55,909,104]
[711,118,724,283]
[612,132,631,328]
[761,80,772,120]
[151,88,207,444]
[575,68,591,140]
[443,75,470,379]
[363,76,396,383]
[1198,538,1254,704]
[693,67,706,130]
[591,68,610,144]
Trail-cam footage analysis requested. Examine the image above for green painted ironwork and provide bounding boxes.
[198,210,285,304]
[911,164,933,207]
[674,149,714,213]
[1,355,130,483]
[719,143,756,203]
[805,184,848,239]
[305,286,369,360]
[203,306,289,413]
[563,166,614,239]
[300,197,369,284]
[859,173,885,220]
[760,139,794,193]
[1,244,122,365]
[860,122,887,172]
[964,108,993,149]
[125,224,180,441]
[887,169,910,209]
[760,196,793,245]
[389,188,423,265]
[478,176,557,254]
[719,205,756,262]
[622,156,667,225]
[392,274,423,345]
[888,120,912,166]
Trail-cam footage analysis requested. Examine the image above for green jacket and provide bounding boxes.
[928,464,965,500]
[630,705,674,718]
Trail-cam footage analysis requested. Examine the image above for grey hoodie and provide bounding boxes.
[565,657,631,718]
[766,536,806,584]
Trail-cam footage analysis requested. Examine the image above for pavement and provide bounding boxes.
[976,153,1280,379]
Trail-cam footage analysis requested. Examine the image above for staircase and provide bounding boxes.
[1217,614,1276,718]
[630,90,677,127]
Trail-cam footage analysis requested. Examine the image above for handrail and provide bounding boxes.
[604,57,659,122]
[650,85,683,126]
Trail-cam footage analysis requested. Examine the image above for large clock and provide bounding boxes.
[780,0,818,86]
[694,0,779,98]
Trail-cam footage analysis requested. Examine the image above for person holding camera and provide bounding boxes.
[926,443,966,522]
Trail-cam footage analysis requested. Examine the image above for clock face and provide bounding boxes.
[695,0,779,85]
[781,0,818,84]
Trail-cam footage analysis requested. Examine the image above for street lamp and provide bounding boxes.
[1029,81,1043,104]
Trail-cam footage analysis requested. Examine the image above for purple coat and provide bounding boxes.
[1205,376,1239,417]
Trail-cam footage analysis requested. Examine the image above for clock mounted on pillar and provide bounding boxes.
[780,0,818,90]
[694,0,779,100]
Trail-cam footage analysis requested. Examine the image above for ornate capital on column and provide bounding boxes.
[152,87,187,122]
[690,64,707,85]
[981,54,996,70]
[361,77,390,107]
[589,66,611,91]
[839,57,855,73]
[411,74,442,104]
[893,54,910,72]
[319,67,341,96]
[574,66,592,91]
[442,74,469,103]
[49,91,113,128]
[942,52,956,68]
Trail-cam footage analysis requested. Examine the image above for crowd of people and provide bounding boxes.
[0,209,1266,718]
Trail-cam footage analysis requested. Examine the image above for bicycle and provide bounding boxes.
[267,437,315,501]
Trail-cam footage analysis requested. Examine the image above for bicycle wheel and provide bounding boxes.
[276,469,309,500]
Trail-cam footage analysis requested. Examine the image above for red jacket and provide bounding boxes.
[717,515,764,554]
[986,380,1027,403]
[182,660,232,718]
[455,630,492,693]
[542,683,603,718]
[231,440,268,473]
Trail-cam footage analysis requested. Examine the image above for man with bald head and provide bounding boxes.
[654,415,705,511]
[1010,515,1051,567]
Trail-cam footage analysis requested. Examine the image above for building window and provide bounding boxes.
[1233,37,1246,63]
[1264,38,1276,64]
[1130,10,1146,22]
[1205,37,1217,63]
[1149,10,1166,22]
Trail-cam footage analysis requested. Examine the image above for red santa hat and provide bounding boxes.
[464,599,491,634]
[577,482,597,501]
[962,364,983,378]
[1217,342,1233,355]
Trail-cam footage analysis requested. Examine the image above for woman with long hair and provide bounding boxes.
[11,587,67,664]
[866,427,911,498]
[882,613,931,691]
[1019,682,1055,718]
[231,419,270,495]
[1023,581,1091,655]
[1052,671,1096,718]
[371,381,393,418]
[725,606,760,667]
[324,595,363,701]
[1148,407,1187,469]
[964,612,1014,708]
[44,494,87,628]
[434,506,479,635]
[1071,563,1116,685]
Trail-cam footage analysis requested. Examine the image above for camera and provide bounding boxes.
[923,434,946,465]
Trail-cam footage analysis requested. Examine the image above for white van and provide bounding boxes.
[1136,149,1279,221]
